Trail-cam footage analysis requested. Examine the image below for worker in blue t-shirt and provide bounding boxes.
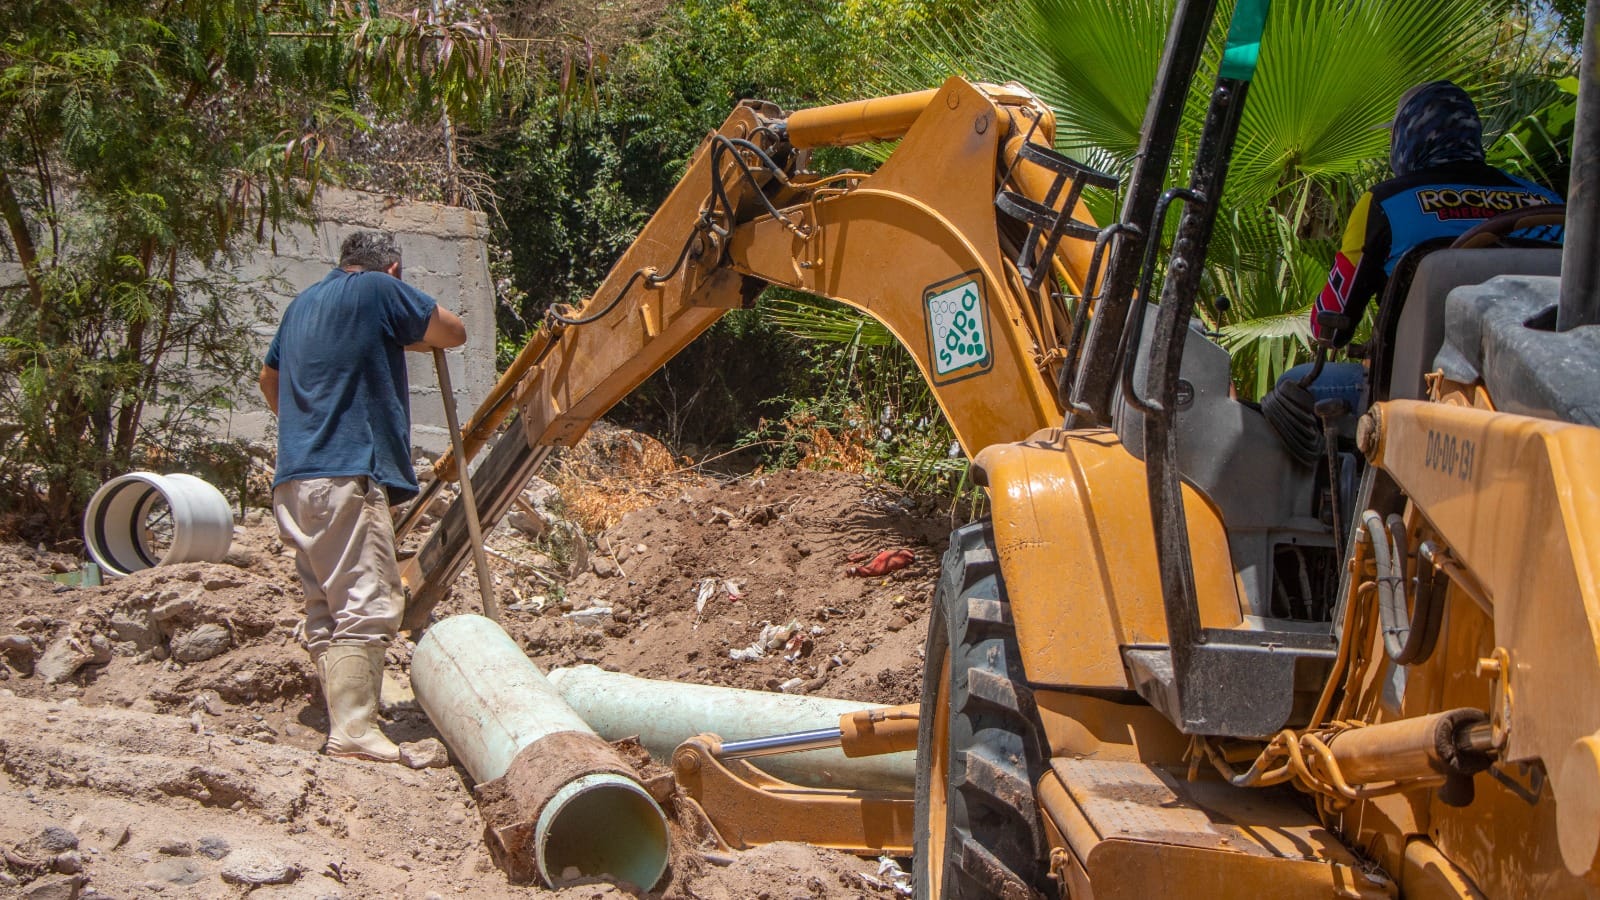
[259,231,466,763]
[1267,81,1563,462]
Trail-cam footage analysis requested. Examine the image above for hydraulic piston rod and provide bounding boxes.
[715,705,920,761]
[718,727,844,760]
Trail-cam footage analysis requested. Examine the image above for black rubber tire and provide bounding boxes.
[913,522,1050,900]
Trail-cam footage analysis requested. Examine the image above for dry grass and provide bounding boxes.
[549,426,706,533]
[783,411,874,475]
[548,409,881,536]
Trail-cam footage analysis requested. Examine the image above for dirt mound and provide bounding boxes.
[0,431,954,897]
[493,468,946,704]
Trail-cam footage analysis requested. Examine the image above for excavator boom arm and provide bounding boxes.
[403,78,1110,625]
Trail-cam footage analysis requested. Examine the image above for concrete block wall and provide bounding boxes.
[229,188,497,456]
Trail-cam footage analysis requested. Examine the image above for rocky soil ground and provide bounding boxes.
[0,427,951,899]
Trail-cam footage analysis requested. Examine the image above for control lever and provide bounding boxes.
[1315,397,1351,559]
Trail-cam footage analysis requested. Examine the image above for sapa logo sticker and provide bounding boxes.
[924,275,992,382]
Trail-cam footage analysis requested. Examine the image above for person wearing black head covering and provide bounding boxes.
[1261,81,1564,466]
[1308,80,1564,347]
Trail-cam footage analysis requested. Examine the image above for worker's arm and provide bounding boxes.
[258,364,280,416]
[405,306,467,352]
[1311,192,1388,347]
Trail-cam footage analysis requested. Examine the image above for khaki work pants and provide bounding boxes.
[273,476,403,659]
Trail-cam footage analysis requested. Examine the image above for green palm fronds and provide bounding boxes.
[860,0,1533,395]
[762,294,896,347]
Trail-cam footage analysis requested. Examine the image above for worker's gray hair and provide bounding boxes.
[338,230,402,271]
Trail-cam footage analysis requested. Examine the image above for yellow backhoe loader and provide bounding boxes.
[402,0,1600,895]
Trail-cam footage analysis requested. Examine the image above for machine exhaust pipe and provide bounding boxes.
[411,616,669,890]
[545,666,916,790]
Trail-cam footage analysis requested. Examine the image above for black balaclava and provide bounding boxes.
[1389,80,1485,177]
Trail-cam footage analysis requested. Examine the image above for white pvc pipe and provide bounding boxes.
[535,773,666,886]
[412,616,669,890]
[83,472,233,577]
[546,666,917,790]
[413,614,593,783]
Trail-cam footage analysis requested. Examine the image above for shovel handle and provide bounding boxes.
[433,348,500,623]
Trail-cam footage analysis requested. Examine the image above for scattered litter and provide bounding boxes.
[49,563,102,589]
[778,677,805,693]
[782,631,813,663]
[694,577,718,628]
[503,594,547,613]
[876,855,913,896]
[846,548,915,577]
[730,620,803,661]
[723,579,745,601]
[762,621,802,650]
[858,873,891,892]
[729,644,765,662]
[562,606,612,624]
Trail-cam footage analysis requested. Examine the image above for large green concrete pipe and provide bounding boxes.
[412,616,668,890]
[545,665,917,790]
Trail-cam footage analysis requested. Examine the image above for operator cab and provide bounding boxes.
[1109,210,1565,737]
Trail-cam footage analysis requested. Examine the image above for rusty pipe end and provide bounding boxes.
[475,731,669,890]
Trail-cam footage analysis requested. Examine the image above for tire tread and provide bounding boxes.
[914,522,1049,900]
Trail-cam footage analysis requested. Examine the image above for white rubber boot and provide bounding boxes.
[322,643,400,762]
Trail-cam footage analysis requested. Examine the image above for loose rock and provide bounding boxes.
[108,608,161,651]
[25,826,80,855]
[399,738,450,769]
[0,634,39,673]
[104,823,131,850]
[170,623,231,663]
[196,836,231,860]
[146,857,206,885]
[200,568,247,592]
[150,588,201,624]
[20,874,87,900]
[36,632,111,684]
[51,850,84,874]
[220,848,299,885]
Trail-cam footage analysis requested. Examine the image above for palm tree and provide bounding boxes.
[754,0,1568,503]
[853,0,1534,394]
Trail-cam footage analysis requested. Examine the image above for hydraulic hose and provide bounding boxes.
[1363,511,1399,659]
[1364,510,1422,663]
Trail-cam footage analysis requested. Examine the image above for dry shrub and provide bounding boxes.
[785,412,873,475]
[549,426,705,533]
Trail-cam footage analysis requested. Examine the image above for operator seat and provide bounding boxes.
[1372,244,1563,401]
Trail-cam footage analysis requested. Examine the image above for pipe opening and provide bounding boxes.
[536,774,670,890]
[83,473,233,577]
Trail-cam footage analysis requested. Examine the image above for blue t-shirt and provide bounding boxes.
[264,268,437,501]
